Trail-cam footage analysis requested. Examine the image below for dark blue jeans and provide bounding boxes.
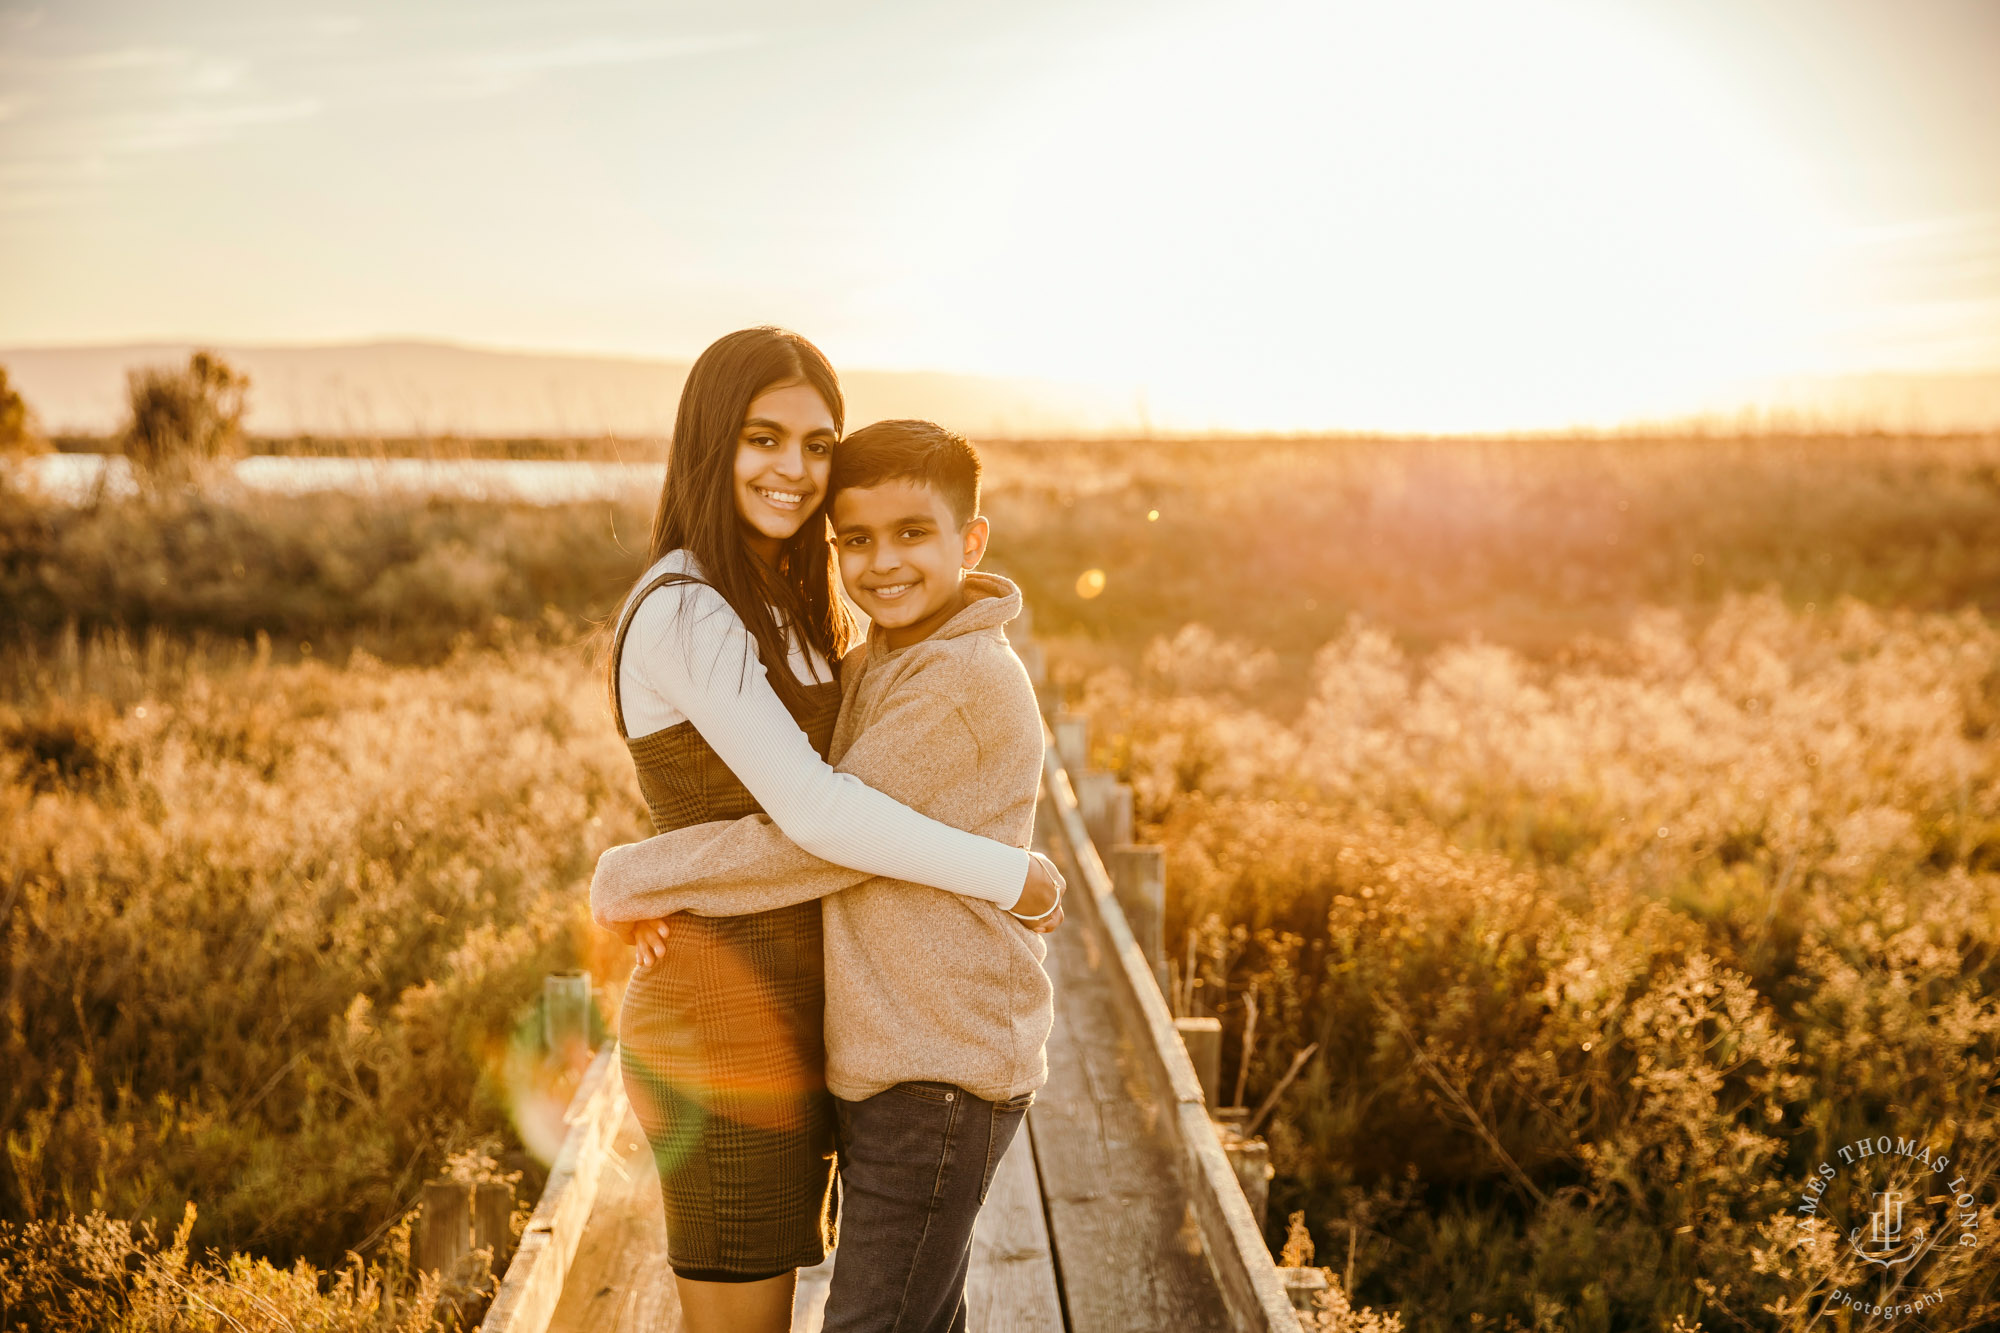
[821,1081,1033,1333]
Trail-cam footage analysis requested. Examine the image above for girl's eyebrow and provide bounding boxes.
[740,418,835,440]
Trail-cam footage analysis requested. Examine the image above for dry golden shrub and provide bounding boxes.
[1079,593,2000,1330]
[1,627,648,1323]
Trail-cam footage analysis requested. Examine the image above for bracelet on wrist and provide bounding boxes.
[1009,891,1062,923]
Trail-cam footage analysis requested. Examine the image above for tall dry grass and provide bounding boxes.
[0,624,646,1329]
[986,432,2000,674]
[9,431,2000,669]
[4,431,1999,1329]
[0,478,644,658]
[1071,601,2000,1330]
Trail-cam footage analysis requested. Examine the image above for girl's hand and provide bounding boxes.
[1009,852,1066,933]
[628,916,674,967]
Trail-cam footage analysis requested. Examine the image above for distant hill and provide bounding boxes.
[0,340,1143,440]
[4,340,1997,438]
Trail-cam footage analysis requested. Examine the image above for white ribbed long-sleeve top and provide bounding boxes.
[615,549,1028,909]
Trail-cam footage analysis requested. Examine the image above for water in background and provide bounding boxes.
[18,453,659,504]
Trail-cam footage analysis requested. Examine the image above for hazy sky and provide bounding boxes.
[3,0,1997,430]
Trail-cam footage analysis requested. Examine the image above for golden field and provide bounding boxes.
[3,432,1999,1331]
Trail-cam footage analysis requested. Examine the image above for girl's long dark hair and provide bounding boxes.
[619,327,855,717]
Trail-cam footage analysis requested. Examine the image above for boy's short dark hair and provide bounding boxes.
[831,419,981,526]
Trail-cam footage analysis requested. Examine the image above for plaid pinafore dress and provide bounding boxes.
[611,570,842,1281]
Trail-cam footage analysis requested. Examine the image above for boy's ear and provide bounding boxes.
[959,515,990,571]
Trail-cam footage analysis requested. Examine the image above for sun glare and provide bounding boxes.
[870,0,1841,432]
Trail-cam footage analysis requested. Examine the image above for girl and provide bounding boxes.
[605,327,1062,1333]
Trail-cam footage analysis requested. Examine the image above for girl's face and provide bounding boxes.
[732,380,837,560]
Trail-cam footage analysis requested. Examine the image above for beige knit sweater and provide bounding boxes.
[590,571,1052,1103]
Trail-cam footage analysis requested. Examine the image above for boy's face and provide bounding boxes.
[832,479,990,649]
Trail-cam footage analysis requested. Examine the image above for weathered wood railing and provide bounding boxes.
[1017,604,1307,1330]
[479,1043,627,1332]
[452,981,629,1333]
[1036,720,1302,1331]
[409,971,611,1311]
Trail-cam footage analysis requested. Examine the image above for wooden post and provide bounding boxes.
[543,971,591,1062]
[1223,1136,1272,1231]
[418,1180,472,1276]
[472,1180,514,1268]
[1075,770,1108,841]
[1280,1267,1329,1314]
[1175,1016,1222,1107]
[1094,780,1133,849]
[1077,773,1133,850]
[1107,844,1167,992]
[1053,715,1089,776]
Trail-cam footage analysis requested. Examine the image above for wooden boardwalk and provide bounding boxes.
[482,678,1300,1333]
[533,1102,1063,1333]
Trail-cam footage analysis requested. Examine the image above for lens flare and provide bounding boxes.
[614,926,825,1182]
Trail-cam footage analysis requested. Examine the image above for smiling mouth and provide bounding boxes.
[754,485,810,510]
[865,582,918,600]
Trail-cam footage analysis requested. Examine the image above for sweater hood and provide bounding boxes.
[868,571,1021,660]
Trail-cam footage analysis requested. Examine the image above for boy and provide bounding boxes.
[592,418,1059,1333]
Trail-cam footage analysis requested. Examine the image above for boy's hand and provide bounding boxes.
[625,916,674,967]
[1009,851,1066,933]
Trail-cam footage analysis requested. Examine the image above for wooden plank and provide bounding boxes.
[966,1130,1065,1333]
[534,1107,829,1333]
[802,1132,1059,1332]
[482,1045,630,1333]
[543,1105,681,1333]
[1041,752,1206,1109]
[1039,736,1300,1333]
[1177,1101,1294,1333]
[534,1111,1054,1333]
[1030,851,1231,1331]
